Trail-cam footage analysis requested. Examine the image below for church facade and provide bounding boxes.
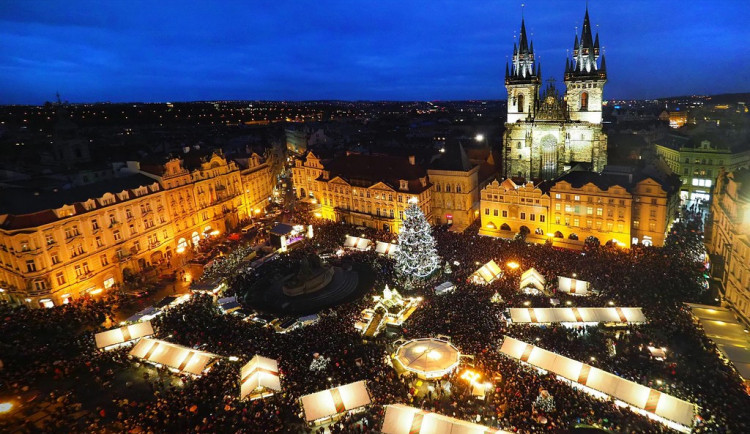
[503,9,608,180]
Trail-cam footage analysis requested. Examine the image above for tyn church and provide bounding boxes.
[503,8,608,180]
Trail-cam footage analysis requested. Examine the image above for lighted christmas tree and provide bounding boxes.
[395,198,440,279]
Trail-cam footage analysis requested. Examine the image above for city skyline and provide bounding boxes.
[1,1,749,104]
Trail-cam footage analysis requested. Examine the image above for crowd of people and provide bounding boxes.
[2,206,749,433]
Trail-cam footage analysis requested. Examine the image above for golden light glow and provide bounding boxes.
[210,230,220,236]
[314,212,322,218]
[506,261,519,269]
[426,350,442,360]
[176,246,186,254]
[90,288,103,295]
[547,233,554,238]
[0,402,13,413]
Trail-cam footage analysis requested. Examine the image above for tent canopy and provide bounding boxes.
[95,321,154,349]
[375,241,399,256]
[500,337,695,427]
[381,404,510,434]
[509,307,645,324]
[129,338,217,375]
[241,355,281,399]
[470,260,503,285]
[394,338,460,379]
[126,306,159,323]
[344,235,372,250]
[300,380,371,423]
[520,268,546,292]
[557,276,591,295]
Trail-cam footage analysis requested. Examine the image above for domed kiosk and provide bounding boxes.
[393,338,461,380]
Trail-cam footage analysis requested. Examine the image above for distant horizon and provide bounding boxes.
[6,90,750,107]
[2,1,748,104]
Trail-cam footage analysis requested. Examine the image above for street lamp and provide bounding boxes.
[475,134,484,142]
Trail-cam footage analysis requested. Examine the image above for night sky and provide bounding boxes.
[1,1,748,104]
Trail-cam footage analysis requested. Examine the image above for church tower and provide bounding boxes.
[505,18,541,124]
[564,7,607,124]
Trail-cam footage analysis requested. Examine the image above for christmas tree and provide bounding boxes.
[395,198,440,279]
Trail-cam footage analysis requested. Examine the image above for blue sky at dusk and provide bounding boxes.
[1,0,748,104]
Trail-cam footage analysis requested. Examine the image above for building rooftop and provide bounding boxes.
[320,153,430,193]
[0,174,159,229]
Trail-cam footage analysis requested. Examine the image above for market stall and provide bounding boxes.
[508,307,645,325]
[129,338,217,376]
[500,337,695,429]
[240,355,281,400]
[95,321,154,350]
[299,380,371,424]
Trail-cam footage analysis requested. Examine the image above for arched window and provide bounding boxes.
[554,231,564,238]
[501,223,512,231]
[580,92,589,111]
[518,94,525,113]
[456,184,462,193]
[435,184,441,192]
[445,184,451,193]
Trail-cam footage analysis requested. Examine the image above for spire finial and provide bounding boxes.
[521,3,525,19]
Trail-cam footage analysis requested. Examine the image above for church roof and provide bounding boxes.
[429,142,473,172]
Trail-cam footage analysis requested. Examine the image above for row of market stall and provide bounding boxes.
[500,336,695,431]
[468,262,594,296]
[508,307,646,325]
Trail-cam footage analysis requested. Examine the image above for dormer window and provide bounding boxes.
[399,180,408,191]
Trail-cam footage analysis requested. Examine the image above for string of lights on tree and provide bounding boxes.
[394,198,440,279]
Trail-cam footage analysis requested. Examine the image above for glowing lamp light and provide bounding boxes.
[408,196,418,204]
[0,402,13,413]
[210,230,220,236]
[475,134,484,142]
[506,261,520,269]
[546,233,554,238]
[608,301,615,306]
[176,246,186,254]
[314,212,322,218]
[254,208,261,214]
[523,301,531,306]
[427,350,442,360]
[566,301,573,306]
[90,288,103,295]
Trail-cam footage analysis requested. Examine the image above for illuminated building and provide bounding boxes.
[292,152,432,233]
[428,143,483,230]
[480,168,680,248]
[503,8,608,180]
[708,169,750,320]
[655,139,750,203]
[479,178,550,237]
[236,152,274,218]
[0,150,265,307]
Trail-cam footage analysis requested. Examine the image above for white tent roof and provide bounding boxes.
[434,281,455,295]
[686,303,750,381]
[394,338,460,378]
[240,355,281,399]
[520,268,545,292]
[557,276,591,295]
[471,260,503,284]
[95,321,154,349]
[500,337,695,427]
[300,380,371,422]
[381,404,511,434]
[126,306,159,323]
[509,307,645,324]
[344,235,371,250]
[129,338,217,375]
[375,241,399,256]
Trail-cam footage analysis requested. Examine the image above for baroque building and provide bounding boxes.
[708,169,750,321]
[0,150,271,307]
[479,167,680,249]
[292,152,432,233]
[503,9,608,180]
